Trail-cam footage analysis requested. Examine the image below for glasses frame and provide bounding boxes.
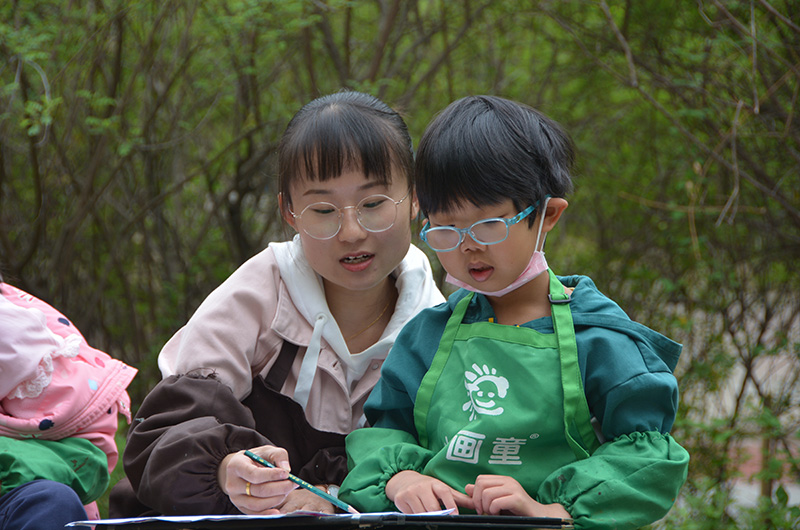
[288,191,411,240]
[420,204,537,252]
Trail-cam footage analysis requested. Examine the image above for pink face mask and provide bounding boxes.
[445,197,551,297]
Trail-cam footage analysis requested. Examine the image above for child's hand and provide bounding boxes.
[465,475,570,518]
[386,470,474,514]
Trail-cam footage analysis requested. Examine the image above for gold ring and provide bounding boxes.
[245,482,251,496]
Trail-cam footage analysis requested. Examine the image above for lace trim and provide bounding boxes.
[6,334,82,400]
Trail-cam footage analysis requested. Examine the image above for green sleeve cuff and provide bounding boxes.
[0,437,110,504]
[537,431,689,530]
[340,427,435,512]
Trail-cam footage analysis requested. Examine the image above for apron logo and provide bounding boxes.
[445,430,485,463]
[462,363,509,421]
[445,431,527,465]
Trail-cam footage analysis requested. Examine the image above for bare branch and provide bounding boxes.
[716,100,744,226]
[367,0,401,82]
[758,0,800,34]
[599,0,638,87]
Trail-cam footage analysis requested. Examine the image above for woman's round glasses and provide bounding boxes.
[420,204,537,252]
[289,192,410,240]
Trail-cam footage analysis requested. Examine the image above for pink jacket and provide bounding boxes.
[0,283,136,473]
[158,238,444,434]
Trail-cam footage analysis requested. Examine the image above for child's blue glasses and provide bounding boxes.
[420,203,537,252]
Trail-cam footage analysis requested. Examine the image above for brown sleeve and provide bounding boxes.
[121,373,269,515]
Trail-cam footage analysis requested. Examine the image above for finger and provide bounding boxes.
[235,491,291,515]
[437,490,458,513]
[470,475,508,514]
[472,474,506,490]
[431,483,459,513]
[479,487,500,516]
[478,485,520,516]
[228,451,288,485]
[280,489,335,515]
[470,484,493,515]
[469,482,484,515]
[239,503,282,516]
[393,495,417,514]
[486,494,523,516]
[408,494,432,514]
[256,444,291,471]
[248,478,298,500]
[422,494,444,513]
[396,492,430,514]
[452,489,475,511]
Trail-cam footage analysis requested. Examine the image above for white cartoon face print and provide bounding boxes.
[462,363,510,421]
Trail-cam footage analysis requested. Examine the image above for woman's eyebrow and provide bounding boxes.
[300,181,386,197]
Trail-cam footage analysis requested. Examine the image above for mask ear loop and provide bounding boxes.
[533,196,552,253]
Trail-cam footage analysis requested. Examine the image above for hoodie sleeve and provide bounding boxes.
[537,431,689,530]
[157,248,284,401]
[537,281,690,530]
[122,374,270,515]
[535,340,690,530]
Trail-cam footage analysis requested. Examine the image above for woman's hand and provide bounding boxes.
[465,475,570,518]
[386,470,474,514]
[277,487,335,514]
[218,445,298,515]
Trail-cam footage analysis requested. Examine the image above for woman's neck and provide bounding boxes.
[324,277,398,352]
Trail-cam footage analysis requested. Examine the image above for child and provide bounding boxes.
[339,95,689,529]
[0,275,137,529]
[111,91,444,517]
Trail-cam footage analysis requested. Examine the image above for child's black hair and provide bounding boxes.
[415,95,574,226]
[278,91,413,207]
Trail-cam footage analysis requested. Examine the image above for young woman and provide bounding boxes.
[110,91,444,517]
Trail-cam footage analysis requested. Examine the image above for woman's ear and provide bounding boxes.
[540,197,569,234]
[409,191,420,220]
[278,193,297,229]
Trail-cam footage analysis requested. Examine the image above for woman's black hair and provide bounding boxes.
[415,95,574,226]
[278,91,413,207]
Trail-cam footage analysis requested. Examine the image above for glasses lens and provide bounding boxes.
[298,202,341,239]
[357,195,398,232]
[470,219,509,245]
[425,227,462,251]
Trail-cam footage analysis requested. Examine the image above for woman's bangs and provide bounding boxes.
[287,113,396,186]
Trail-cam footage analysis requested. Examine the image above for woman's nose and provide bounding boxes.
[338,207,368,242]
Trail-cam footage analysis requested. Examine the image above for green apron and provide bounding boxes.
[413,270,601,494]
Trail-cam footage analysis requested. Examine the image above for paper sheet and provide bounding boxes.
[67,508,456,526]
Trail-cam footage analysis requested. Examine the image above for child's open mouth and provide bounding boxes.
[469,264,493,282]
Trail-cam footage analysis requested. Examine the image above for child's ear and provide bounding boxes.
[540,198,569,233]
[278,193,297,229]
